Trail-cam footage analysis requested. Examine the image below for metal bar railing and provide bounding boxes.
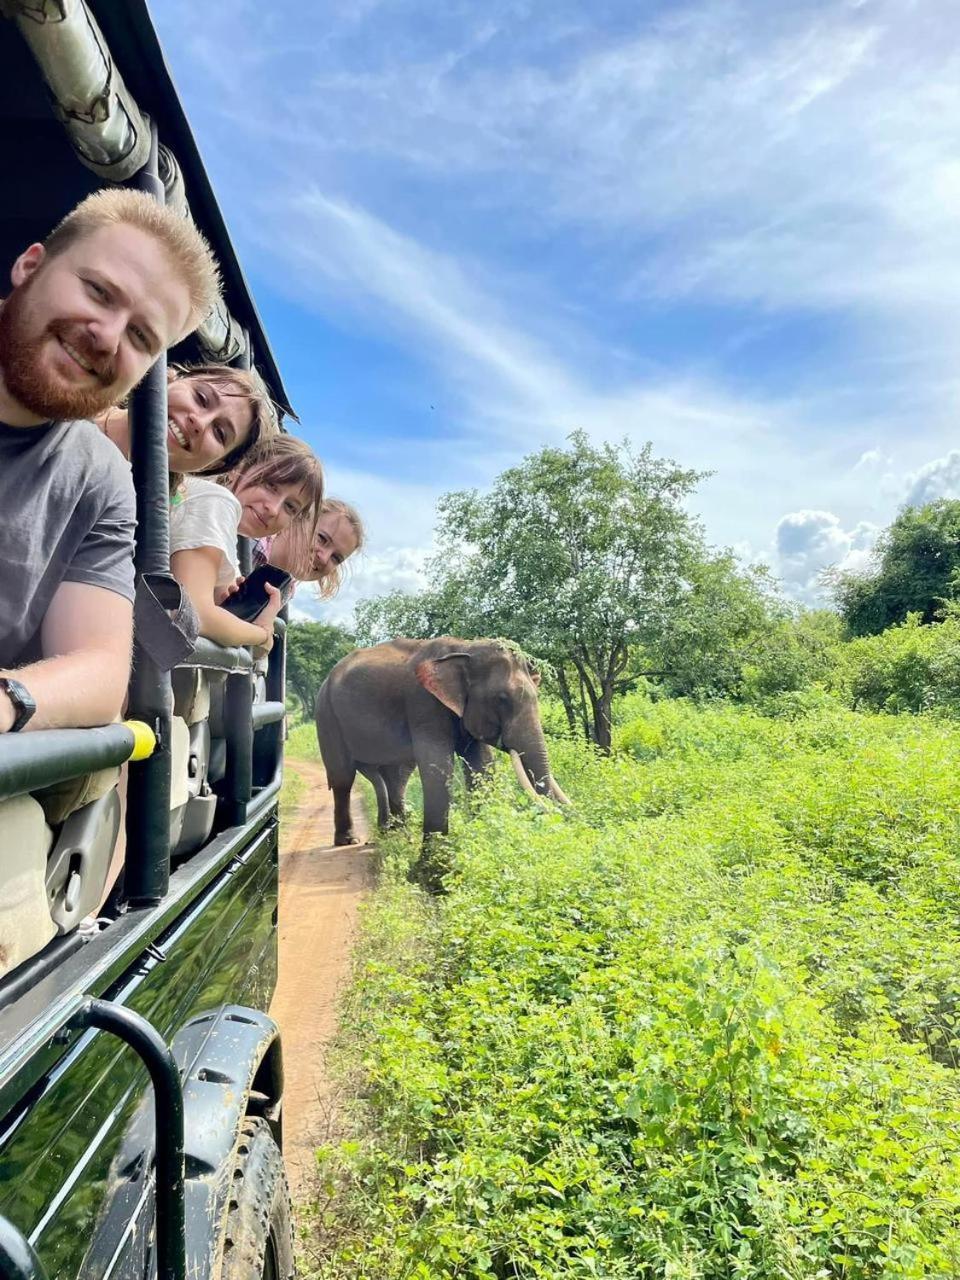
[251,702,285,732]
[0,726,135,803]
[175,639,252,674]
[124,116,173,910]
[72,999,185,1280]
[221,673,253,826]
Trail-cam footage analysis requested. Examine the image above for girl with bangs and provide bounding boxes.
[170,434,324,652]
[253,497,365,605]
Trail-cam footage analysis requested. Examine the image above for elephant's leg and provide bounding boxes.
[417,752,454,837]
[382,763,414,823]
[409,731,458,893]
[328,766,359,846]
[357,764,391,830]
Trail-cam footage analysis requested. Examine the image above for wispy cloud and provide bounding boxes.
[250,186,848,549]
[151,0,960,620]
[181,0,960,325]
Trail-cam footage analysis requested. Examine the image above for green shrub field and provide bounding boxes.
[309,698,960,1279]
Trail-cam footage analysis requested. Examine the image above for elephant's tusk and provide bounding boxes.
[509,750,549,806]
[548,776,572,806]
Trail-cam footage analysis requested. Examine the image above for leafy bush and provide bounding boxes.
[833,612,960,714]
[308,700,960,1279]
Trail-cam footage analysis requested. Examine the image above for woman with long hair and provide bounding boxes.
[256,497,364,602]
[98,362,276,484]
[170,435,324,651]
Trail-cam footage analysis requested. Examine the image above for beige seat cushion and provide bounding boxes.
[172,668,214,726]
[35,766,122,826]
[0,795,55,978]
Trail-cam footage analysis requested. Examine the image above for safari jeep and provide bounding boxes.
[0,4,296,1278]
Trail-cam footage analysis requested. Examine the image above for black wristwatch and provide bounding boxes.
[0,677,36,732]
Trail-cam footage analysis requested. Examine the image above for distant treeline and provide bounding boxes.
[287,436,960,737]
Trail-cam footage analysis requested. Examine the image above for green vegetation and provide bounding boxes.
[307,443,960,1275]
[310,697,960,1278]
[286,621,355,717]
[833,610,960,714]
[285,716,323,763]
[831,500,960,636]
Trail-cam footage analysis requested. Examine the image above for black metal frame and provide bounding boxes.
[0,15,293,1280]
[124,117,173,908]
[72,1000,186,1280]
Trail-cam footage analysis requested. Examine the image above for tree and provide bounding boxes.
[650,555,790,700]
[284,621,355,716]
[831,500,960,635]
[354,576,476,648]
[359,433,708,750]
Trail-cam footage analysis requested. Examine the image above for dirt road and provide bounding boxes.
[270,759,373,1197]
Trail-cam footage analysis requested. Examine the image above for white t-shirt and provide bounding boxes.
[169,477,241,589]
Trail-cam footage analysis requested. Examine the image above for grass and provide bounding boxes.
[303,697,960,1279]
[286,717,322,763]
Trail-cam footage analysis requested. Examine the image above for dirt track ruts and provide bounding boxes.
[269,759,373,1198]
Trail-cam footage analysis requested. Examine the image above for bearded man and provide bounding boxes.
[0,188,220,734]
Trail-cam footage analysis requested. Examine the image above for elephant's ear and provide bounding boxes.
[416,653,470,716]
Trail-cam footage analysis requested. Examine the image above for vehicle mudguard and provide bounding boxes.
[74,1003,283,1280]
[175,1004,284,1280]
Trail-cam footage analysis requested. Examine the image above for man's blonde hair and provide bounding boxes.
[44,189,221,336]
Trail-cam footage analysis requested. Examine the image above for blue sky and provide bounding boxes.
[150,0,960,622]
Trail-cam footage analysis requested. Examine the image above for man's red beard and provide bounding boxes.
[0,276,120,422]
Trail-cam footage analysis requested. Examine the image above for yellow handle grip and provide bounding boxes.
[124,719,157,761]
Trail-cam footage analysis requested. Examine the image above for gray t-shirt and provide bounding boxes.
[0,418,136,668]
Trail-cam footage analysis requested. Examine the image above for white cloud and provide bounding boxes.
[292,545,429,627]
[904,450,960,508]
[853,449,892,472]
[774,509,877,600]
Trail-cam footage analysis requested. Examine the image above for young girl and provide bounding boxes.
[170,436,324,651]
[254,497,364,604]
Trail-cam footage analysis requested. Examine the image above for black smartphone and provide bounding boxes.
[220,564,292,622]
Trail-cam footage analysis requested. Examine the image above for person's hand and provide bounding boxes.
[215,576,243,606]
[252,582,283,657]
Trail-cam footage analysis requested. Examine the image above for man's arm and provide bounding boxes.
[0,582,133,733]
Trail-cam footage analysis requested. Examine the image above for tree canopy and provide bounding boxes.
[831,500,960,636]
[357,434,836,742]
[285,621,355,716]
[361,432,755,747]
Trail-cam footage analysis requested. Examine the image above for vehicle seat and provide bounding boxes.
[0,795,55,978]
[170,669,224,856]
[46,789,121,934]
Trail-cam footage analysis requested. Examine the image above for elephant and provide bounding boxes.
[314,637,568,849]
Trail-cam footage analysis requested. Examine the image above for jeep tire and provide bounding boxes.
[219,1118,294,1280]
